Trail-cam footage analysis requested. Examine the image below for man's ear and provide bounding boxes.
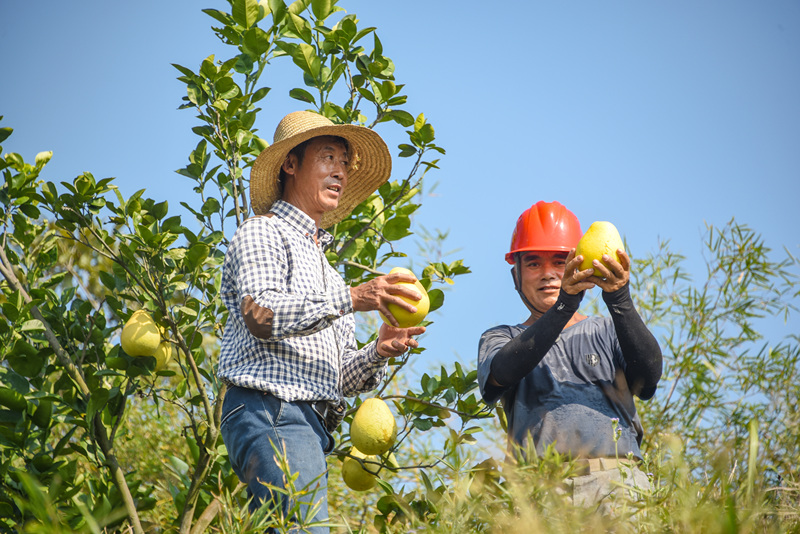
[510,265,521,292]
[281,153,298,176]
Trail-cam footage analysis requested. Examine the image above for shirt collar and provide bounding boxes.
[270,200,334,248]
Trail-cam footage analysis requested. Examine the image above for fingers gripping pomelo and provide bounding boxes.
[378,267,430,328]
[575,221,625,276]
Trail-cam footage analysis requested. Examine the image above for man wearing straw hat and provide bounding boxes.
[218,110,426,528]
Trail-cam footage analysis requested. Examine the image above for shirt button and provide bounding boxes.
[339,309,345,315]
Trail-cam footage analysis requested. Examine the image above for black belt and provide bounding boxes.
[573,458,639,476]
[312,400,330,419]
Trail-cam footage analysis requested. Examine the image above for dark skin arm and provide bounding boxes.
[592,250,663,398]
[489,249,662,398]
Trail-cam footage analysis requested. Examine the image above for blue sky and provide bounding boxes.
[2,1,798,374]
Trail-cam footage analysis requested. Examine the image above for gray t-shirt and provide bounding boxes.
[478,317,644,459]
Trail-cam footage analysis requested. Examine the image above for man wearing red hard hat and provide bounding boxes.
[477,200,663,509]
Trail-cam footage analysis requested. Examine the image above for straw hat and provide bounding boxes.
[250,110,392,228]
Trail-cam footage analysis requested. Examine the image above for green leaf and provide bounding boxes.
[383,216,411,241]
[232,0,260,28]
[172,63,196,78]
[215,77,241,99]
[288,0,311,15]
[200,55,218,80]
[150,200,169,220]
[19,203,41,219]
[419,123,435,144]
[35,151,53,167]
[413,418,434,431]
[20,319,44,332]
[186,243,211,269]
[0,387,26,412]
[287,12,313,44]
[87,387,110,422]
[234,53,255,74]
[385,110,414,127]
[187,83,207,106]
[201,197,221,216]
[252,86,271,103]
[202,9,233,26]
[289,88,316,104]
[414,113,426,131]
[292,43,321,78]
[0,127,12,143]
[268,0,287,23]
[8,340,46,377]
[244,27,271,56]
[356,87,376,104]
[427,288,444,312]
[311,0,333,20]
[397,144,416,158]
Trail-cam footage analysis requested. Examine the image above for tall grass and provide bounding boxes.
[199,430,800,534]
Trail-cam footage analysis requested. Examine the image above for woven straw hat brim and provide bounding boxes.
[250,113,392,228]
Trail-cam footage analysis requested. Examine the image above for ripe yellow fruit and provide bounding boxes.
[350,398,397,455]
[342,447,379,491]
[153,341,173,371]
[379,267,430,328]
[120,310,161,357]
[575,221,625,277]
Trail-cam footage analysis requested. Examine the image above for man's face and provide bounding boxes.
[517,251,569,312]
[281,136,349,223]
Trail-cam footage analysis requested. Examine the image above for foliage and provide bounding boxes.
[1,0,799,532]
[633,223,800,484]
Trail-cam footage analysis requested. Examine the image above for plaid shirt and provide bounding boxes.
[218,200,387,402]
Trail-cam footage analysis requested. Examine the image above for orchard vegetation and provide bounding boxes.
[1,0,799,532]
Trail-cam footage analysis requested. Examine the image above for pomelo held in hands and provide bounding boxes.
[575,221,625,277]
[378,267,430,329]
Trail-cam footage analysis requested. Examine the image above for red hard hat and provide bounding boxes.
[505,201,582,264]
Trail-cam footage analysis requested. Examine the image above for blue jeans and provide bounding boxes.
[220,385,335,532]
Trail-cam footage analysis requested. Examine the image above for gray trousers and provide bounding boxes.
[567,462,650,513]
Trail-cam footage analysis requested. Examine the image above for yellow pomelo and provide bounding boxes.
[153,341,173,371]
[575,221,625,277]
[379,267,430,328]
[342,447,379,491]
[120,310,161,357]
[350,398,397,455]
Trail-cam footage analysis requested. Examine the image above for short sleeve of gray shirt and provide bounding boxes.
[477,317,645,460]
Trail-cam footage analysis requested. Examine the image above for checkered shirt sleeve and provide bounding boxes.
[218,201,387,401]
